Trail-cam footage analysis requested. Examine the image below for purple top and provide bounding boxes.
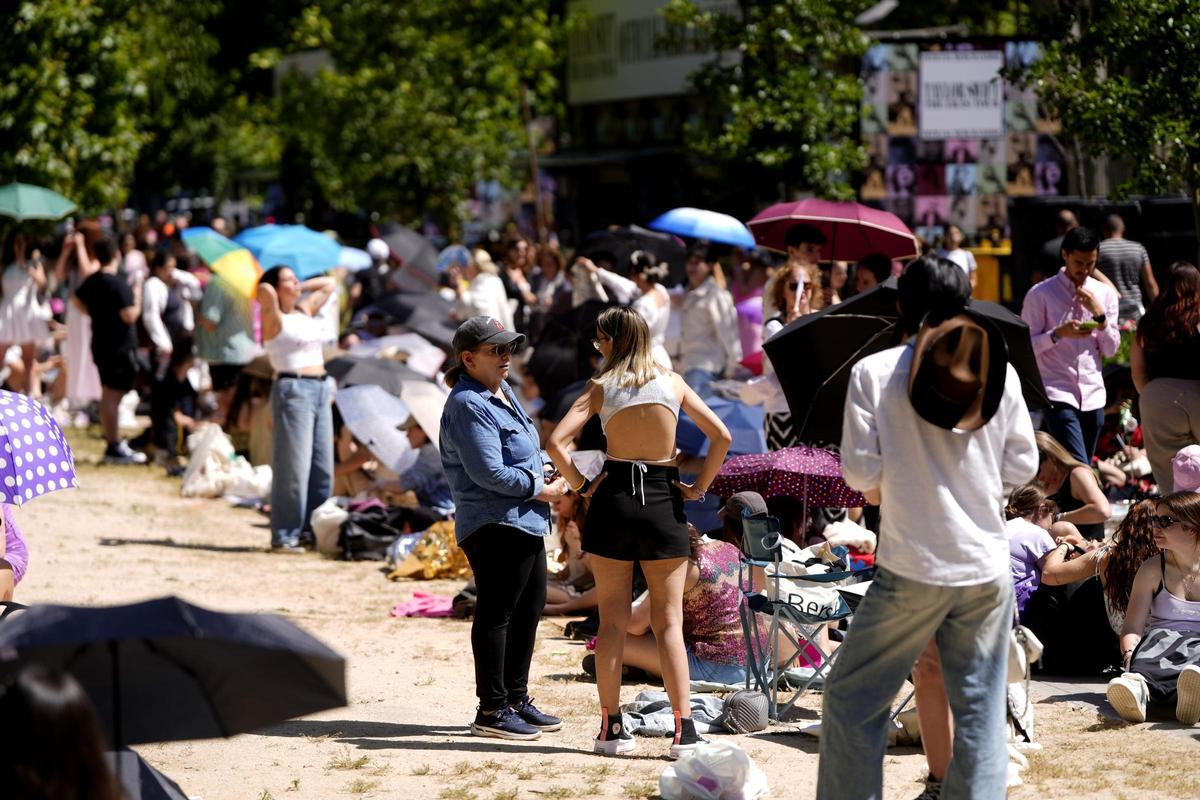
[2,504,28,585]
[1020,269,1120,412]
[1007,517,1055,615]
[734,292,765,360]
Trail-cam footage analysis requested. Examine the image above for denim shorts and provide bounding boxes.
[687,650,747,685]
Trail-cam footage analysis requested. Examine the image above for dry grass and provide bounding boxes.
[621,782,658,800]
[345,779,379,795]
[326,749,370,771]
[438,789,477,800]
[411,763,432,776]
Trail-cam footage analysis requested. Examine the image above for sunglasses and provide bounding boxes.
[481,342,518,358]
[1151,514,1180,530]
[787,281,806,291]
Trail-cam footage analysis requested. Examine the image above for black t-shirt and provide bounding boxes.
[77,271,137,354]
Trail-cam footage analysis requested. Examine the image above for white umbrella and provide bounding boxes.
[397,380,448,452]
[347,333,446,379]
[335,385,418,474]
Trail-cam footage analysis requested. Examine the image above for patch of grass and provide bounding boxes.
[450,761,473,776]
[537,788,574,799]
[516,769,534,781]
[582,764,613,780]
[478,773,497,788]
[368,763,392,777]
[492,790,518,800]
[286,778,301,792]
[327,748,370,771]
[258,791,275,800]
[411,763,432,776]
[622,781,658,799]
[346,778,380,795]
[579,783,601,797]
[479,759,505,771]
[414,674,436,686]
[438,789,477,800]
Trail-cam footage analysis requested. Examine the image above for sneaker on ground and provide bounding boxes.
[1106,672,1148,723]
[470,706,541,741]
[270,543,306,555]
[511,696,562,732]
[912,777,942,800]
[669,714,708,759]
[103,440,148,465]
[1176,664,1200,725]
[593,707,635,756]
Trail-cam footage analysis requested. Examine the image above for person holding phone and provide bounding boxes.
[439,316,569,741]
[548,306,732,758]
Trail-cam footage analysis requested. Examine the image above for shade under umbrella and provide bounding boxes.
[326,355,427,394]
[748,199,920,261]
[648,207,755,248]
[763,278,1049,446]
[335,384,417,474]
[0,182,77,221]
[708,447,867,508]
[577,225,687,285]
[379,225,439,292]
[0,596,346,747]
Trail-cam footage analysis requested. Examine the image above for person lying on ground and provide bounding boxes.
[1107,491,1200,724]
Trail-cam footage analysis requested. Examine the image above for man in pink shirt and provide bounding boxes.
[1021,226,1120,462]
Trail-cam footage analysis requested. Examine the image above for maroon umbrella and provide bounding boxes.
[747,199,919,262]
[708,446,866,508]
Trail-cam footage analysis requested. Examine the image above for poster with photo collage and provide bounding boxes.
[860,41,1064,247]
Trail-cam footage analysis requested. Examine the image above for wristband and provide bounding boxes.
[572,476,591,494]
[1050,330,1061,345]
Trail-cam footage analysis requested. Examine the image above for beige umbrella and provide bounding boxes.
[398,381,448,451]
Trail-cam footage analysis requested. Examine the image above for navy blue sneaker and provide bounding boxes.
[510,696,562,732]
[470,706,541,740]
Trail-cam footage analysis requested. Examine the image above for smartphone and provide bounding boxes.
[1077,320,1100,331]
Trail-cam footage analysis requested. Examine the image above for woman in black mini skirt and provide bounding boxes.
[548,306,731,758]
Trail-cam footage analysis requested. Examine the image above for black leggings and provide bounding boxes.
[460,525,547,710]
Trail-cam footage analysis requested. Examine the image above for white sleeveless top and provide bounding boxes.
[264,311,325,372]
[598,371,680,433]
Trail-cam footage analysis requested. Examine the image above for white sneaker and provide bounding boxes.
[1107,672,1148,723]
[1176,664,1200,725]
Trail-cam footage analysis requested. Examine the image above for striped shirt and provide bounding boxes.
[1097,238,1150,321]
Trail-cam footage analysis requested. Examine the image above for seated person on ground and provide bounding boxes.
[544,489,596,615]
[1035,430,1112,540]
[1107,491,1200,725]
[148,338,201,468]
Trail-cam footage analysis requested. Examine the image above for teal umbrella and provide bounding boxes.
[0,182,77,222]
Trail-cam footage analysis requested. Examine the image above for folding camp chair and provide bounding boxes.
[737,513,869,720]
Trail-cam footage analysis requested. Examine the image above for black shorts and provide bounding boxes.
[209,363,244,392]
[93,347,138,392]
[581,460,690,561]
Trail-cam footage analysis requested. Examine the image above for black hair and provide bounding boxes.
[857,253,892,284]
[897,255,970,335]
[0,666,123,800]
[784,224,827,248]
[1061,225,1100,255]
[687,243,712,263]
[149,248,174,272]
[258,265,288,289]
[92,235,116,266]
[169,334,196,371]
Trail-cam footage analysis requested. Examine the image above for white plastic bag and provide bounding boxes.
[311,498,349,555]
[659,741,769,800]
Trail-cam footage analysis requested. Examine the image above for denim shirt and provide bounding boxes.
[439,374,550,543]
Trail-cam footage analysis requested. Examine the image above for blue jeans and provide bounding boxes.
[269,376,333,547]
[683,368,720,399]
[687,650,748,686]
[1044,402,1104,463]
[816,570,1013,800]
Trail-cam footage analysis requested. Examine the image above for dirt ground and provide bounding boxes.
[12,430,1200,800]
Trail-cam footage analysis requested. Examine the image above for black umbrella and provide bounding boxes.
[327,354,428,394]
[577,225,688,286]
[0,596,346,747]
[764,279,1049,446]
[107,750,188,800]
[370,292,458,350]
[379,224,439,292]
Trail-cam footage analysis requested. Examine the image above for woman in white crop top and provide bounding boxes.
[257,266,337,552]
[547,306,732,758]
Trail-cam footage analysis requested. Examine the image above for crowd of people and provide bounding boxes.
[3,205,1200,799]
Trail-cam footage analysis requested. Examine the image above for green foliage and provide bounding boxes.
[1020,1,1200,229]
[277,0,565,232]
[661,0,873,200]
[0,1,151,211]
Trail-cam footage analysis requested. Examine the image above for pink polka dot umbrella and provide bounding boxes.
[0,390,79,506]
[708,446,866,508]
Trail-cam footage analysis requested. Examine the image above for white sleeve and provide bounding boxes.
[596,268,639,305]
[172,268,204,301]
[840,361,882,493]
[1000,364,1038,492]
[141,279,172,351]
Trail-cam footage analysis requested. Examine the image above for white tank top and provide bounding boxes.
[264,312,325,372]
[598,371,680,433]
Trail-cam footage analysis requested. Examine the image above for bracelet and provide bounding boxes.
[572,476,591,494]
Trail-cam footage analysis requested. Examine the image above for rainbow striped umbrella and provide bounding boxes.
[181,227,262,298]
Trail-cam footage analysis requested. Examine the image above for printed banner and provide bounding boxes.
[919,51,1005,140]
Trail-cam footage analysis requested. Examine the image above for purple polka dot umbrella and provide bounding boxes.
[0,390,79,506]
[708,446,866,508]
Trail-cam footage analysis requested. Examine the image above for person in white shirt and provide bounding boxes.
[937,224,977,291]
[579,251,674,370]
[141,250,202,378]
[675,245,741,397]
[448,249,515,332]
[816,256,1038,800]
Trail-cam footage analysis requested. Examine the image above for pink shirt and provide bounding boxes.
[1021,269,1120,412]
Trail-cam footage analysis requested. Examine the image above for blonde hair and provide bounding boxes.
[593,306,661,389]
[471,248,499,275]
[1035,431,1101,487]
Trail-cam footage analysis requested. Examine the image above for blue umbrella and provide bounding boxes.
[339,246,372,272]
[676,396,766,457]
[235,225,342,279]
[648,207,756,248]
[436,244,471,273]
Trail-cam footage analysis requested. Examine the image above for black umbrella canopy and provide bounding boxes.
[764,279,1049,446]
[379,224,439,292]
[371,292,458,350]
[0,597,346,747]
[577,225,688,286]
[107,749,188,800]
[327,354,428,394]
